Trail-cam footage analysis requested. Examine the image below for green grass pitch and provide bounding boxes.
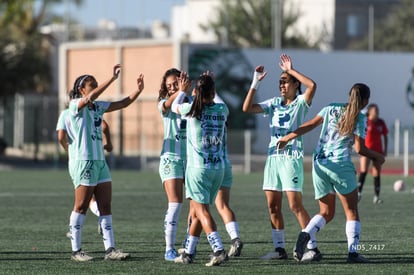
[0,169,413,274]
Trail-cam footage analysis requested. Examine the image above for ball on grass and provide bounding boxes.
[393,180,405,192]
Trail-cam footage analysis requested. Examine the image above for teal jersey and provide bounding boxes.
[313,103,366,163]
[179,102,229,169]
[158,99,187,159]
[64,99,110,160]
[259,94,309,157]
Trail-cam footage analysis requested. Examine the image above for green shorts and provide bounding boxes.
[69,160,111,189]
[312,159,357,199]
[263,155,304,192]
[159,155,185,182]
[220,164,233,188]
[185,167,224,204]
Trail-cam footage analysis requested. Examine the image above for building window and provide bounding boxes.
[347,14,363,37]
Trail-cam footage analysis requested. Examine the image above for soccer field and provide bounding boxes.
[0,169,413,274]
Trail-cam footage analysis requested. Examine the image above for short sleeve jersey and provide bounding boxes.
[158,99,187,159]
[365,118,388,153]
[313,103,366,164]
[63,99,110,160]
[258,94,309,157]
[178,102,229,169]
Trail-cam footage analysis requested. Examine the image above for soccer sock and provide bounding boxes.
[358,172,367,192]
[164,202,182,251]
[271,229,285,249]
[99,215,115,250]
[374,176,380,197]
[305,214,326,249]
[89,200,100,217]
[346,220,361,253]
[185,235,199,255]
[207,231,224,253]
[69,211,86,252]
[225,221,240,240]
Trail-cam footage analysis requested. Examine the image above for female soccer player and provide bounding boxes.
[278,83,385,263]
[57,64,144,261]
[179,84,244,259]
[357,104,388,204]
[157,68,192,261]
[172,73,229,266]
[242,54,317,260]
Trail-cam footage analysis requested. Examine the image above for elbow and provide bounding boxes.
[309,81,317,92]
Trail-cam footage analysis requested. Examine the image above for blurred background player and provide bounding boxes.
[358,104,388,204]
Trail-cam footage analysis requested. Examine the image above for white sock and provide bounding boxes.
[207,231,224,253]
[271,229,285,249]
[225,221,240,240]
[305,214,326,249]
[99,215,115,250]
[89,200,100,216]
[69,211,86,252]
[185,235,199,255]
[164,202,182,251]
[346,220,361,253]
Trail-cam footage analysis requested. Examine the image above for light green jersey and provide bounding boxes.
[259,94,309,157]
[158,99,187,159]
[63,99,110,160]
[178,102,229,169]
[313,103,366,164]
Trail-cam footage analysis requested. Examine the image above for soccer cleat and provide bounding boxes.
[373,196,383,204]
[347,252,369,263]
[205,250,228,266]
[260,247,288,260]
[228,238,244,257]
[174,252,194,264]
[104,247,130,261]
[164,249,179,261]
[293,232,310,261]
[301,248,322,262]
[71,250,93,262]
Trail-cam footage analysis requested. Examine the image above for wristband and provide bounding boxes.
[250,71,261,90]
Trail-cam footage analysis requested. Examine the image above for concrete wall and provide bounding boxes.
[59,39,179,155]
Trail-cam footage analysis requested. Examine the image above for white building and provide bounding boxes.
[171,0,335,50]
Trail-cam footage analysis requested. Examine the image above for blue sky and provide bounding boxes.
[49,0,185,27]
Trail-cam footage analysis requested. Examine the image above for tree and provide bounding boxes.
[200,0,320,49]
[350,0,414,52]
[0,0,83,96]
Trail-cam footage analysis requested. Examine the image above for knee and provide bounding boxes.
[320,211,335,223]
[288,201,304,214]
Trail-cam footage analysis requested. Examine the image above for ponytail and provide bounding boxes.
[338,83,370,136]
[188,75,215,118]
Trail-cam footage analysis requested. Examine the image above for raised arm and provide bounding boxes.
[242,66,267,113]
[279,54,316,105]
[277,115,324,149]
[163,71,192,113]
[106,74,144,112]
[78,64,121,110]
